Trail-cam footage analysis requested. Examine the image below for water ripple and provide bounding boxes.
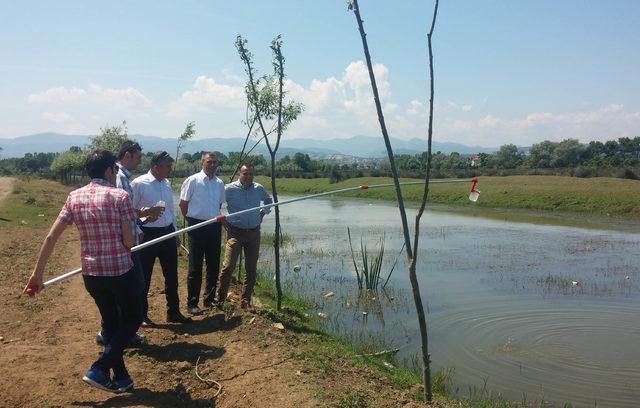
[430,300,640,406]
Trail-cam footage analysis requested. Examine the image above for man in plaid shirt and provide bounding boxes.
[24,150,142,393]
[94,141,163,348]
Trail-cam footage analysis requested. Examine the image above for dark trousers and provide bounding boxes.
[100,253,144,337]
[186,218,222,308]
[139,226,180,316]
[83,266,143,379]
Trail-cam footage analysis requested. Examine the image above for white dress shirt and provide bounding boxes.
[130,171,176,228]
[179,170,225,220]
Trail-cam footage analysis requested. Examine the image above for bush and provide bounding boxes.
[621,167,638,180]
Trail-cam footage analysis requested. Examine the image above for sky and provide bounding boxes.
[1,0,639,147]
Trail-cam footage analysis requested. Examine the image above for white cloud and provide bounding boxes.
[88,85,152,109]
[283,60,395,136]
[406,100,424,116]
[28,87,86,104]
[167,75,245,117]
[437,104,640,146]
[444,100,473,113]
[28,84,152,110]
[20,66,639,148]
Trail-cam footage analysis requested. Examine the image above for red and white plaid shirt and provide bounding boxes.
[57,178,137,277]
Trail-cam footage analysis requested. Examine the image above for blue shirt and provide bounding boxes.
[225,181,273,229]
[115,163,133,197]
[116,162,141,243]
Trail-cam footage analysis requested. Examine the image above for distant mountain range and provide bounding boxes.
[0,132,496,159]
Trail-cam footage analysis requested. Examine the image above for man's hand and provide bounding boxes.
[23,274,44,296]
[176,236,181,247]
[144,206,164,223]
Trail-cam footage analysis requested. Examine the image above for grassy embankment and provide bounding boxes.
[3,176,548,407]
[255,175,640,219]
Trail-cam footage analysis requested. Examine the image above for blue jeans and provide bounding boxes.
[83,265,143,379]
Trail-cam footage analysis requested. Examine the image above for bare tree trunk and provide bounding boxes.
[270,151,283,310]
[236,34,301,312]
[270,36,285,310]
[410,2,439,401]
[350,1,413,258]
[349,0,439,401]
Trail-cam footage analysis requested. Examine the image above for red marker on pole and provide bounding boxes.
[469,177,480,202]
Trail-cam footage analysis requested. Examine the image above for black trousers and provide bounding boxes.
[100,253,144,337]
[139,225,180,316]
[83,266,143,379]
[186,218,222,308]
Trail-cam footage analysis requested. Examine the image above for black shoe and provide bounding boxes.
[203,300,217,308]
[167,312,193,324]
[96,331,145,348]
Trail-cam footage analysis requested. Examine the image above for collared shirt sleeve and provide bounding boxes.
[118,191,138,221]
[219,179,226,207]
[180,176,194,202]
[130,179,142,210]
[57,195,74,224]
[260,185,273,214]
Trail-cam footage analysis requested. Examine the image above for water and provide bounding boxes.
[255,195,640,407]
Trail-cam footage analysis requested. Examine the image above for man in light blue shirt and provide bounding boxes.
[217,163,272,311]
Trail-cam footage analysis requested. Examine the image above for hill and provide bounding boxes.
[0,132,496,159]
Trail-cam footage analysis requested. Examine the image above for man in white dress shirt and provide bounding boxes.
[131,151,192,325]
[179,152,225,315]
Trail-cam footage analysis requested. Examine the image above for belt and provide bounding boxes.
[229,224,260,232]
[141,225,174,232]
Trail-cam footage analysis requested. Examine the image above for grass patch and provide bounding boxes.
[335,390,370,408]
[0,177,71,228]
[252,271,429,404]
[253,175,640,219]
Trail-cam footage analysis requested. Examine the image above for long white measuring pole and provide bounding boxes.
[40,178,477,288]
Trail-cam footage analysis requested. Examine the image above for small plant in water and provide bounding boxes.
[347,227,401,291]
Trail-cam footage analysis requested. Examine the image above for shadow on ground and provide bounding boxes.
[71,383,214,407]
[128,341,224,363]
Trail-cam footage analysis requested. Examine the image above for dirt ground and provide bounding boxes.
[0,177,422,408]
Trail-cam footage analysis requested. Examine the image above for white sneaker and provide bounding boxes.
[188,306,203,315]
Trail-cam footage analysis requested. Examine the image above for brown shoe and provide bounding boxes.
[166,311,193,324]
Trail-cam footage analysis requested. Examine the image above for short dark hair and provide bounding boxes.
[117,140,142,160]
[201,152,216,160]
[239,162,254,171]
[85,149,117,179]
[150,151,174,166]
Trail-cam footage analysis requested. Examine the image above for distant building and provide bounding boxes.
[469,154,481,167]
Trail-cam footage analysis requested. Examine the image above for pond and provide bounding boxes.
[254,194,640,407]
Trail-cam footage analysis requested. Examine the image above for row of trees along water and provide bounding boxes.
[2,136,640,182]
